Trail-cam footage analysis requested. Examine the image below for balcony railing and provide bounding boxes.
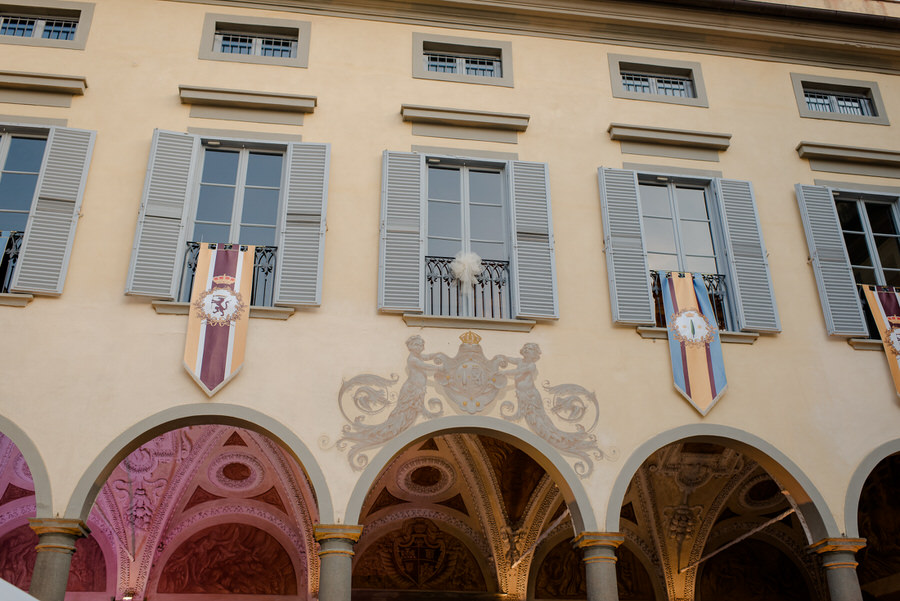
[650,270,730,331]
[178,242,278,306]
[0,231,22,293]
[425,256,510,319]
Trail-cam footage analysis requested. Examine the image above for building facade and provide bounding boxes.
[0,0,899,600]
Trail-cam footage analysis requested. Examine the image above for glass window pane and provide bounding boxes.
[843,232,873,267]
[428,167,460,201]
[201,149,239,185]
[679,221,715,255]
[875,235,900,270]
[469,171,503,205]
[866,203,898,235]
[0,173,38,211]
[642,217,677,254]
[853,266,877,286]
[836,200,863,231]
[469,205,504,243]
[647,253,678,272]
[239,225,276,247]
[684,255,718,275]
[676,187,709,220]
[471,240,506,261]
[4,137,46,172]
[639,184,671,218]
[246,153,283,187]
[192,222,231,244]
[241,188,279,226]
[196,185,235,223]
[427,237,462,258]
[883,269,900,287]
[0,211,29,232]
[428,200,461,239]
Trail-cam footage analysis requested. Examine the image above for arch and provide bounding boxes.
[844,438,900,538]
[0,414,52,517]
[65,404,333,522]
[606,424,838,541]
[343,416,597,532]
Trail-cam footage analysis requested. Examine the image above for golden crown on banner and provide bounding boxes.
[212,274,236,286]
[888,316,900,326]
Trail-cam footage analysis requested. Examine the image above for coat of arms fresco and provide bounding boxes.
[323,332,609,477]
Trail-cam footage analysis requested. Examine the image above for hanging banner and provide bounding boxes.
[861,285,900,398]
[183,243,255,396]
[661,271,728,416]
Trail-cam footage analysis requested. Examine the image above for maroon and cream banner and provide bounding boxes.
[862,285,900,398]
[184,244,254,396]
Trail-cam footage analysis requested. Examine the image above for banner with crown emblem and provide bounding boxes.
[183,243,254,396]
[861,285,900,398]
[661,271,728,416]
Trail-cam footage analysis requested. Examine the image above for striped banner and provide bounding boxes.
[184,244,254,396]
[661,272,728,416]
[861,285,900,398]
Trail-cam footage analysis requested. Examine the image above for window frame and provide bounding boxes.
[0,130,46,235]
[790,73,889,126]
[199,13,311,68]
[412,32,514,88]
[609,54,708,108]
[0,0,92,49]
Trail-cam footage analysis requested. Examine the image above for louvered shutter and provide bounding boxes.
[509,161,558,319]
[274,143,329,306]
[125,130,198,299]
[714,179,781,332]
[378,151,424,312]
[597,168,654,325]
[795,184,867,336]
[11,127,95,295]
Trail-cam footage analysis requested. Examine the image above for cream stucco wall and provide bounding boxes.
[0,0,899,539]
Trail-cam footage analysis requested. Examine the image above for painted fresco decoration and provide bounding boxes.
[861,285,900,397]
[327,332,607,477]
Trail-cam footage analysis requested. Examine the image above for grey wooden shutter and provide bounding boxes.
[597,168,654,325]
[795,184,867,336]
[11,126,95,295]
[714,179,781,332]
[509,161,558,319]
[274,142,329,306]
[125,129,198,299]
[378,151,424,313]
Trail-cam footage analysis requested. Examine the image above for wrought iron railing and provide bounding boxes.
[425,256,510,319]
[178,242,278,307]
[0,231,22,293]
[650,270,730,331]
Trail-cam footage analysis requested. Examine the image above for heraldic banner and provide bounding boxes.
[661,271,728,416]
[184,243,255,396]
[861,285,900,397]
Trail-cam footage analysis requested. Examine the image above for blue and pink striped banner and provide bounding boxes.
[862,285,900,398]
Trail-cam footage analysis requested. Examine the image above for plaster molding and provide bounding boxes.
[152,300,295,319]
[796,142,900,167]
[808,537,867,555]
[637,326,758,344]
[314,523,363,542]
[0,293,33,307]
[179,85,316,113]
[402,313,535,331]
[401,105,530,132]
[609,124,731,150]
[0,71,87,96]
[28,517,88,537]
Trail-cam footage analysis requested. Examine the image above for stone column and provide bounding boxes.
[808,537,867,601]
[28,518,89,601]
[573,532,625,601]
[315,524,363,601]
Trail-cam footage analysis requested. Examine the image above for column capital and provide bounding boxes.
[314,524,364,544]
[808,538,867,555]
[572,532,625,550]
[28,518,89,538]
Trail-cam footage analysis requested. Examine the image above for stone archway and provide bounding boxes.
[854,452,900,600]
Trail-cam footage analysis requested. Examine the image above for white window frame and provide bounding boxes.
[199,13,311,68]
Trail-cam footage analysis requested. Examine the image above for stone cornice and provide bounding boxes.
[796,142,900,167]
[179,85,317,113]
[0,71,87,96]
[168,0,900,75]
[609,123,731,150]
[808,537,867,555]
[401,104,530,131]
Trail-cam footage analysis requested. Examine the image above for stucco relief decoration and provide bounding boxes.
[325,332,608,477]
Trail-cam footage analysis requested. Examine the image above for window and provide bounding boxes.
[199,14,311,68]
[791,73,889,125]
[796,184,900,337]
[0,1,92,49]
[379,151,557,322]
[0,124,94,298]
[412,33,514,88]
[598,168,780,333]
[609,54,708,107]
[126,130,329,309]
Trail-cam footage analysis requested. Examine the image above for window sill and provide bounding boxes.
[0,293,33,307]
[848,338,883,351]
[636,326,758,344]
[403,313,535,332]
[151,301,294,320]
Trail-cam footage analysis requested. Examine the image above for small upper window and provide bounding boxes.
[609,54,708,108]
[413,33,513,88]
[791,73,889,125]
[0,1,92,49]
[0,13,76,39]
[199,13,311,68]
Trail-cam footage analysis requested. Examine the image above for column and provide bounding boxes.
[315,524,363,601]
[573,532,625,601]
[28,518,89,601]
[808,537,867,601]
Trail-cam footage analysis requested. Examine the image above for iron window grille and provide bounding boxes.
[621,71,695,98]
[650,270,729,331]
[425,52,502,78]
[215,30,297,58]
[178,242,278,306]
[0,14,76,39]
[425,256,510,319]
[804,89,875,117]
